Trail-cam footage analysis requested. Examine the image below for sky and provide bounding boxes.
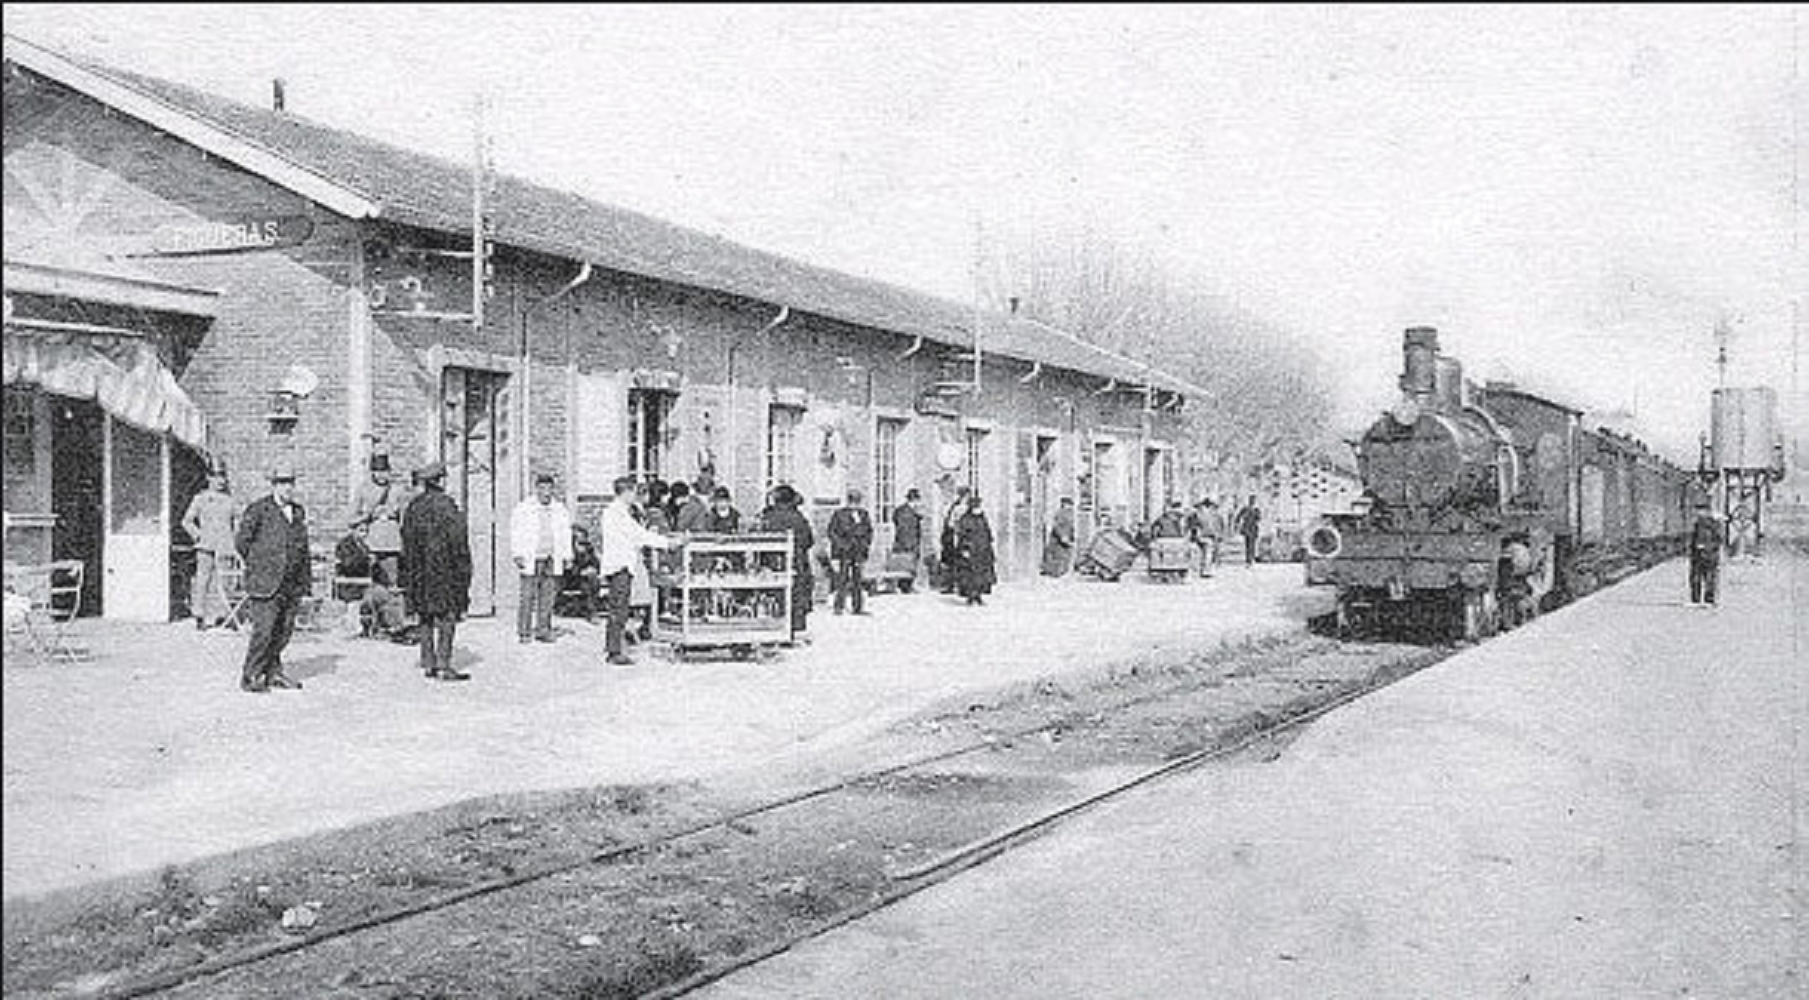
[5,3,1804,463]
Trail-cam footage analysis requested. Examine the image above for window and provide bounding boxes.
[964,427,988,495]
[3,390,35,478]
[874,417,905,521]
[628,389,674,482]
[766,405,802,493]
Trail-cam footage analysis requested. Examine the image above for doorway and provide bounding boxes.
[442,367,516,616]
[50,398,104,617]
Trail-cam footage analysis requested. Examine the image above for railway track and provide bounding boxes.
[86,632,1453,1000]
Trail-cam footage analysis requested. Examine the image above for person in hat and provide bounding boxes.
[348,448,407,587]
[891,488,926,592]
[1687,498,1724,607]
[953,493,997,606]
[181,464,240,629]
[401,461,473,680]
[703,486,741,534]
[234,461,312,693]
[510,471,573,644]
[757,483,816,640]
[670,480,710,533]
[827,487,874,616]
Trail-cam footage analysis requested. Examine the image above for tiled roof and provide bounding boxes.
[22,38,1202,397]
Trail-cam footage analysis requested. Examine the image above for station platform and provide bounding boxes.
[695,553,1806,999]
[3,564,1323,899]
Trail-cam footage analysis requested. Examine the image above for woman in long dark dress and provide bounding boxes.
[758,484,816,639]
[954,495,997,606]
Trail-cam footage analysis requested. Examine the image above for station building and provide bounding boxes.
[2,36,1202,620]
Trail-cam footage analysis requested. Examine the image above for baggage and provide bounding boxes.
[1078,528,1138,581]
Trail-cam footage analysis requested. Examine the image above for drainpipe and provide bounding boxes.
[522,261,593,495]
[726,305,791,496]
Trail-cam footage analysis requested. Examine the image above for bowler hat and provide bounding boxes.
[414,460,447,484]
[268,461,297,483]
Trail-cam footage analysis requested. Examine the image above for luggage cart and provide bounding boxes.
[652,533,793,660]
[1145,537,1194,583]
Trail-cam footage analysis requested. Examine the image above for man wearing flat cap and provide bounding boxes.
[234,461,312,693]
[401,461,473,681]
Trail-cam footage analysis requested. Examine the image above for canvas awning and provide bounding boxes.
[3,324,210,453]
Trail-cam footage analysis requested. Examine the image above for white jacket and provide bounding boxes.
[510,497,574,572]
[598,497,671,574]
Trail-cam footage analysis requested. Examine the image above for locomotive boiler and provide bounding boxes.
[1306,327,1696,641]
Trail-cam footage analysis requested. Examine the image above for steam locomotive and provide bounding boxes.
[1305,327,1703,642]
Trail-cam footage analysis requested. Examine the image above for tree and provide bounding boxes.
[980,223,1338,496]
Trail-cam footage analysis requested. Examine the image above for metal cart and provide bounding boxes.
[1145,537,1194,583]
[652,533,792,659]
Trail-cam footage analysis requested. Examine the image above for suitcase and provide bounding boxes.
[1079,528,1138,581]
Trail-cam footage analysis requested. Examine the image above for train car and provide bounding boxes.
[1305,327,1692,642]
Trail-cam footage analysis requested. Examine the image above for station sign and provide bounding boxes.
[144,215,315,256]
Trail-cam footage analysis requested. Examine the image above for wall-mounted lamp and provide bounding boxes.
[266,364,318,435]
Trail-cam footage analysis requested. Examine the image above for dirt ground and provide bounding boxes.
[3,633,1441,999]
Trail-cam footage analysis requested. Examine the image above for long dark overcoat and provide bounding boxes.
[955,510,997,596]
[400,489,472,618]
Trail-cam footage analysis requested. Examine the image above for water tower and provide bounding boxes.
[1699,386,1786,555]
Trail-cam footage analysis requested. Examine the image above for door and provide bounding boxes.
[50,399,104,616]
[442,367,516,616]
[104,417,170,621]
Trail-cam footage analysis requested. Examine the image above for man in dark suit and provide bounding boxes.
[828,487,874,616]
[235,462,312,693]
[401,461,473,681]
[1687,500,1724,607]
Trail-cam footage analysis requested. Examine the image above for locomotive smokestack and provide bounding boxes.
[1401,326,1439,397]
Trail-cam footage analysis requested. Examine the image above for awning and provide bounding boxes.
[3,326,211,453]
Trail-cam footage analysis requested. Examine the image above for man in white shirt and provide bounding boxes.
[600,474,677,664]
[510,472,573,644]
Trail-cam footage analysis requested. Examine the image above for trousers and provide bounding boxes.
[519,558,559,639]
[241,592,300,686]
[418,614,458,673]
[1688,552,1719,605]
[832,556,866,613]
[604,569,633,656]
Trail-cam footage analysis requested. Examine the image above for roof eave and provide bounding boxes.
[4,34,380,221]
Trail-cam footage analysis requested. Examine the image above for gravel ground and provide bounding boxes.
[3,566,1324,899]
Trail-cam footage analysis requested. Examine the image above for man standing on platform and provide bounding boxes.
[828,487,874,615]
[510,472,572,644]
[1687,499,1724,607]
[401,461,472,681]
[600,475,677,665]
[235,462,311,693]
[181,464,238,629]
[891,488,925,592]
[1233,495,1263,568]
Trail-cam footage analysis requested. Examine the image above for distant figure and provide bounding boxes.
[891,488,926,592]
[759,484,816,640]
[1188,497,1226,574]
[938,485,972,593]
[181,465,238,630]
[1233,495,1263,568]
[235,462,311,694]
[401,461,472,681]
[1041,497,1076,577]
[671,481,710,533]
[703,486,742,534]
[600,475,678,665]
[1687,500,1724,607]
[827,488,874,616]
[954,495,997,606]
[643,479,673,533]
[348,451,407,586]
[1150,500,1189,539]
[338,526,407,641]
[510,472,572,644]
